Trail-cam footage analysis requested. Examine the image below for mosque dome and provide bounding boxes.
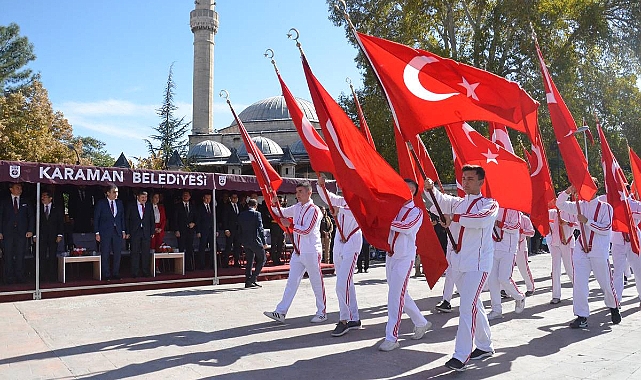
[290,139,308,155]
[237,136,283,156]
[229,95,318,127]
[187,140,231,159]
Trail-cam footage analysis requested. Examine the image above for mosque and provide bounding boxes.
[185,1,319,178]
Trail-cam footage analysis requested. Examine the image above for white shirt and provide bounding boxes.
[388,200,423,258]
[493,207,521,254]
[316,184,361,242]
[153,204,160,223]
[556,192,612,258]
[272,199,322,254]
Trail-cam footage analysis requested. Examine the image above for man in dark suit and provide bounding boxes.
[67,185,94,233]
[196,193,214,270]
[221,192,242,268]
[174,190,196,271]
[0,183,35,284]
[125,191,155,277]
[36,190,64,282]
[238,199,267,288]
[94,184,126,280]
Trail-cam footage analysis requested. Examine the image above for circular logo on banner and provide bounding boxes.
[9,165,21,179]
[218,175,227,187]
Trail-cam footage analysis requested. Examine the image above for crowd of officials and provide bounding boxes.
[0,182,321,286]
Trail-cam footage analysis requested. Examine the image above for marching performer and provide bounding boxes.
[425,165,498,372]
[556,183,620,328]
[515,213,536,296]
[263,181,327,324]
[317,176,363,337]
[612,194,641,304]
[378,179,432,352]
[547,197,577,304]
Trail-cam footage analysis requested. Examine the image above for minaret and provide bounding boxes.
[190,0,218,135]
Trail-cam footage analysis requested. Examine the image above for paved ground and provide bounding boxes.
[1,252,641,379]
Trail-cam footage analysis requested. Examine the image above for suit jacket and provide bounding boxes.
[0,196,35,237]
[125,201,155,239]
[238,208,266,248]
[67,187,94,231]
[221,202,241,232]
[174,201,196,233]
[93,198,125,237]
[37,202,64,242]
[196,202,214,235]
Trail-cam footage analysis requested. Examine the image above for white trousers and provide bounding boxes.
[549,244,574,299]
[275,251,326,317]
[572,250,618,317]
[442,266,456,302]
[515,247,535,292]
[385,255,428,342]
[489,250,524,313]
[450,269,493,363]
[612,243,641,302]
[334,237,361,322]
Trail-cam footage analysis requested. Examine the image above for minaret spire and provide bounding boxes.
[190,0,218,135]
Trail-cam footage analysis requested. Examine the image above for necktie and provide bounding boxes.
[45,205,50,219]
[141,203,145,216]
[233,203,238,214]
[110,200,115,216]
[206,204,210,214]
[185,202,189,214]
[13,197,18,214]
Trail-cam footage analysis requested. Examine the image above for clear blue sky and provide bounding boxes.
[1,1,362,161]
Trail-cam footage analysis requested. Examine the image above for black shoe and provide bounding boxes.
[331,322,349,337]
[525,290,534,297]
[435,300,452,313]
[356,269,362,273]
[569,316,588,329]
[112,275,121,280]
[611,307,622,325]
[445,358,466,372]
[245,282,257,289]
[470,348,494,360]
[346,320,361,330]
[252,282,262,288]
[501,290,510,299]
[364,269,368,273]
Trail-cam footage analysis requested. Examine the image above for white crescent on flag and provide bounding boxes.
[530,144,544,177]
[404,56,458,102]
[462,123,478,147]
[301,116,329,151]
[325,120,355,169]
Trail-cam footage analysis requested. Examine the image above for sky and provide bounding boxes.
[1,1,363,161]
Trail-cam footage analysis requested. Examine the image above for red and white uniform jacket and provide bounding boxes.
[518,213,535,253]
[272,199,322,254]
[612,196,641,245]
[387,200,423,259]
[556,192,612,258]
[428,189,499,272]
[547,207,578,248]
[316,185,361,243]
[493,207,521,254]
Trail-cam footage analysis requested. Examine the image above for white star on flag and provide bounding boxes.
[482,149,499,164]
[459,77,480,101]
[619,190,627,202]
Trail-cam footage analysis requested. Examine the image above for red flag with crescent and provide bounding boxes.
[354,32,539,143]
[300,53,410,256]
[534,38,596,201]
[277,70,335,174]
[350,85,377,149]
[629,147,641,199]
[446,122,532,213]
[523,126,555,236]
[598,125,639,254]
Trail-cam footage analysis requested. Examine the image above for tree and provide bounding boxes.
[0,23,36,93]
[328,0,641,188]
[146,63,191,170]
[69,136,115,167]
[0,79,75,163]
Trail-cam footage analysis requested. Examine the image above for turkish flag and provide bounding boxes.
[277,70,335,174]
[355,32,539,142]
[452,148,465,197]
[489,123,515,153]
[446,122,532,213]
[301,53,411,254]
[629,146,641,199]
[350,85,377,149]
[598,125,639,254]
[523,126,556,236]
[394,124,448,287]
[226,100,291,233]
[534,39,597,201]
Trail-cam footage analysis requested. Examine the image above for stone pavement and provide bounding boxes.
[1,252,641,379]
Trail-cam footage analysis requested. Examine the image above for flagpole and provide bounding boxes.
[316,172,347,242]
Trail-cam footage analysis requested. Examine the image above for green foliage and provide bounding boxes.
[328,0,641,190]
[0,23,36,93]
[146,63,191,170]
[70,136,115,167]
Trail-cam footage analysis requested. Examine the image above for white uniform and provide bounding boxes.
[515,213,536,293]
[547,206,577,300]
[317,185,362,322]
[429,188,498,363]
[384,200,429,342]
[271,199,326,317]
[488,207,525,314]
[556,192,618,317]
[612,197,641,302]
